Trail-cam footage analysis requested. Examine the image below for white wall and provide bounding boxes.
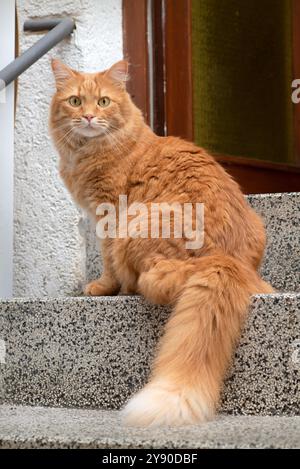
[14,0,123,296]
[0,1,15,298]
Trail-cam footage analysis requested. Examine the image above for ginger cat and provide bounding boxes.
[50,59,273,427]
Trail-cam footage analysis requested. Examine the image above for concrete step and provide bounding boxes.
[247,192,299,292]
[85,192,300,292]
[0,404,299,449]
[0,294,299,414]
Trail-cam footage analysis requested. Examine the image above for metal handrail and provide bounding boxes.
[0,18,75,90]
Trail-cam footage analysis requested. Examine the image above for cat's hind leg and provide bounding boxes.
[138,257,198,305]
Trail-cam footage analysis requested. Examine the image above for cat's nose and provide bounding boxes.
[83,114,94,123]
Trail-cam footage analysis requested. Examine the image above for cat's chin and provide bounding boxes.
[74,127,106,139]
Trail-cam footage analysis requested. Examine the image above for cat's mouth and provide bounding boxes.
[73,126,107,139]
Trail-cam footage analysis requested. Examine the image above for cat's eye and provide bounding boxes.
[98,97,111,108]
[69,96,81,107]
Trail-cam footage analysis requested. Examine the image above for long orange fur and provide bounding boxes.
[50,59,273,427]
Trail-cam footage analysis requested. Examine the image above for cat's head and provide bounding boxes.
[50,59,134,140]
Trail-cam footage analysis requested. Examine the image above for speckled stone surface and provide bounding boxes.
[0,294,299,414]
[248,192,300,292]
[85,193,300,292]
[221,293,300,415]
[0,405,299,449]
[0,297,170,409]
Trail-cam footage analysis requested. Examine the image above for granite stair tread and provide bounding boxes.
[0,404,299,449]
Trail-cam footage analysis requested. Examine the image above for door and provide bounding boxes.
[123,0,300,193]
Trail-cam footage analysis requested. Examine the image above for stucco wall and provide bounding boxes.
[14,0,122,296]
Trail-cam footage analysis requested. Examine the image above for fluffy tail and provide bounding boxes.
[123,254,273,427]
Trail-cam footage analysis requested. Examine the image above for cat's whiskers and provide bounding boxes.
[107,122,139,148]
[54,126,75,150]
[102,127,129,155]
[110,124,139,152]
[51,123,71,135]
[53,119,135,158]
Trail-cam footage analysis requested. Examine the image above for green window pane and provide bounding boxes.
[192,0,293,164]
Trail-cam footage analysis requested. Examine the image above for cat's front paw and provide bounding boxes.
[84,280,116,296]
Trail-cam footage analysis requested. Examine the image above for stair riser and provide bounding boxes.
[247,193,300,292]
[0,295,299,415]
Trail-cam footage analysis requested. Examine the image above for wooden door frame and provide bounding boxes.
[161,0,194,141]
[292,0,300,164]
[123,0,150,123]
[123,0,300,193]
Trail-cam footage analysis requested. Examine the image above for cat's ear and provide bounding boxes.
[105,60,129,88]
[51,59,77,89]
